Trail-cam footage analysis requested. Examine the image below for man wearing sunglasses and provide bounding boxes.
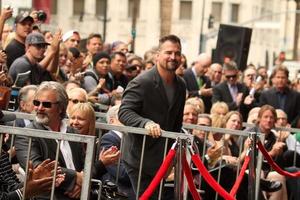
[212,61,248,111]
[14,81,105,199]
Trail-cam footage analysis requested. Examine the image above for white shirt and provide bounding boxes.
[45,121,76,170]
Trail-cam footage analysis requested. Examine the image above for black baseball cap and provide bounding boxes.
[15,12,34,24]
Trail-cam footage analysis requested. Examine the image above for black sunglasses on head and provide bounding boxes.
[225,74,238,79]
[33,100,59,108]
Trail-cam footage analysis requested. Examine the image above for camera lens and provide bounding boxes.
[37,10,47,22]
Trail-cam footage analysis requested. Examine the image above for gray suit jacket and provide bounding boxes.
[118,66,186,176]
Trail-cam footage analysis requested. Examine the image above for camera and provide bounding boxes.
[37,10,47,22]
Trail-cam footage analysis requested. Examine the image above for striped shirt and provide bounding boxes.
[0,149,23,200]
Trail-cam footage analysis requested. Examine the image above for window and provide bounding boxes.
[96,0,106,16]
[211,2,222,22]
[128,0,140,18]
[51,0,57,14]
[179,0,192,20]
[73,0,84,15]
[231,4,239,23]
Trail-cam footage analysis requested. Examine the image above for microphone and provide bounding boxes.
[249,76,262,97]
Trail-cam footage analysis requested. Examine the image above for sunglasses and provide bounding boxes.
[69,99,85,104]
[226,74,237,79]
[33,100,59,108]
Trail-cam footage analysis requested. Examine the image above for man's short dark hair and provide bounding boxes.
[158,34,181,50]
[111,51,126,60]
[87,33,102,44]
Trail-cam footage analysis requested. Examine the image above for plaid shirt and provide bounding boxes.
[0,149,23,200]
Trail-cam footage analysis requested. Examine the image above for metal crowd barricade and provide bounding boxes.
[0,116,95,200]
[94,121,194,200]
[7,111,293,200]
[243,122,300,167]
[183,123,265,200]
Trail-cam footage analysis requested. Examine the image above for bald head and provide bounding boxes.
[193,53,211,76]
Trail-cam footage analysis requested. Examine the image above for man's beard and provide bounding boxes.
[35,112,50,125]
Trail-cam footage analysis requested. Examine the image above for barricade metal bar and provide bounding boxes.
[115,133,125,185]
[183,123,249,137]
[174,138,183,200]
[23,137,32,200]
[50,140,61,200]
[3,110,36,120]
[255,133,265,200]
[248,132,257,200]
[158,138,169,200]
[0,125,95,200]
[136,135,146,200]
[9,134,15,162]
[95,122,193,140]
[0,133,3,157]
[82,135,96,200]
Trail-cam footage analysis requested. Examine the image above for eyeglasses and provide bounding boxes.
[33,100,59,108]
[225,74,238,79]
[69,99,85,104]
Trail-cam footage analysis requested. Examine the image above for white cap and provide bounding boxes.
[62,30,78,42]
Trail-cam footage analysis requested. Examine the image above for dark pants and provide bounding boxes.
[124,162,173,200]
[285,167,300,200]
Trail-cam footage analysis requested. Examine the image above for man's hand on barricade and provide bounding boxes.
[99,146,120,166]
[269,141,285,157]
[145,121,161,138]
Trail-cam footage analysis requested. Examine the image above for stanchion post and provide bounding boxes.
[174,138,184,200]
[248,132,257,200]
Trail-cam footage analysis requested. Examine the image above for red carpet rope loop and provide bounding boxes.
[182,153,202,200]
[230,155,250,196]
[257,141,300,178]
[139,148,176,200]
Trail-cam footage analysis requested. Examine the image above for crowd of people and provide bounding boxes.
[0,7,300,200]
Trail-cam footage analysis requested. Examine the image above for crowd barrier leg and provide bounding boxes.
[175,138,184,200]
[248,132,257,200]
[158,138,169,200]
[136,135,147,200]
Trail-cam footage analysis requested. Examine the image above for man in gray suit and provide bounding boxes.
[119,35,186,199]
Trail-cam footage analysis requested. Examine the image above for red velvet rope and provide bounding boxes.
[191,154,236,200]
[139,148,176,200]
[230,155,250,196]
[182,153,202,200]
[257,141,300,178]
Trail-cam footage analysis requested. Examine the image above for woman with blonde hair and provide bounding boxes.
[69,102,95,136]
[69,103,120,168]
[210,101,229,116]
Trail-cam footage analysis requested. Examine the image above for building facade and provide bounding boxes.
[3,0,298,68]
